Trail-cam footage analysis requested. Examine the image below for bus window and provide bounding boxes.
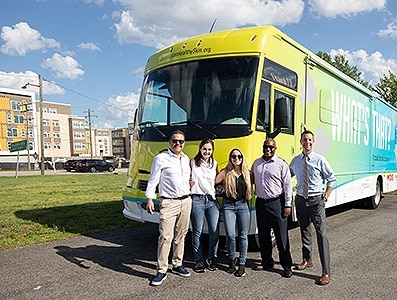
[263,59,297,91]
[256,81,270,132]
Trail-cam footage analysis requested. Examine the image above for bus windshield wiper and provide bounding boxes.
[170,120,217,139]
[138,121,167,138]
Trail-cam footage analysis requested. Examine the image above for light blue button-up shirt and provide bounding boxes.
[290,151,336,197]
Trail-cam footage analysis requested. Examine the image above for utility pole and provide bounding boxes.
[22,102,32,171]
[84,109,94,158]
[22,74,45,175]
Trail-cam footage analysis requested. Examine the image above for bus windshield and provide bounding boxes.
[137,56,259,140]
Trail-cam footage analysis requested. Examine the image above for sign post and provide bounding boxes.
[10,140,28,178]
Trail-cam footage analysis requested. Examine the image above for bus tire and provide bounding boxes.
[365,178,382,209]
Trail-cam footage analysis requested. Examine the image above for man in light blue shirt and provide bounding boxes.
[290,130,336,285]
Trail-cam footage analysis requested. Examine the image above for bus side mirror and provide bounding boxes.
[267,97,292,139]
[274,97,292,129]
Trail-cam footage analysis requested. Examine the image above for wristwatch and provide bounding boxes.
[323,195,328,202]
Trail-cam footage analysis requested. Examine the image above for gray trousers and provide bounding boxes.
[295,195,330,275]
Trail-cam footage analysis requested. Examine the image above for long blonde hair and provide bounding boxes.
[224,148,251,199]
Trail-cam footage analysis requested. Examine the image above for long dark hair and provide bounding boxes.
[193,138,215,168]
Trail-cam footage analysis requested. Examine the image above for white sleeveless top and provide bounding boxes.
[190,158,217,198]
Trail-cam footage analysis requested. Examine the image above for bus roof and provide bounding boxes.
[145,26,288,72]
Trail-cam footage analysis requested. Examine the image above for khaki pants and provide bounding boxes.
[157,197,192,273]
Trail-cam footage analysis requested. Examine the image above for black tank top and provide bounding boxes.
[235,175,247,200]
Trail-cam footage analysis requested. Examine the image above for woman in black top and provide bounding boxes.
[215,148,251,277]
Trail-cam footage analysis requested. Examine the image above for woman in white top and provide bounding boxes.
[190,138,219,273]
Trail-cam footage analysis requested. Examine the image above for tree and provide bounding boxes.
[316,51,370,88]
[373,71,397,106]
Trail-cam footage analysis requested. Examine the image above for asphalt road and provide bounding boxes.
[1,195,397,300]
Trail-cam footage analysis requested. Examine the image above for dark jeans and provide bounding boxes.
[256,197,292,270]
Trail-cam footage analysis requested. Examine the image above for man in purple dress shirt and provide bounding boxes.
[251,138,293,278]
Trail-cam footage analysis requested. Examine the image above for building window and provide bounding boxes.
[43,119,50,126]
[44,142,51,149]
[52,120,60,127]
[21,128,26,137]
[43,131,50,138]
[49,108,57,114]
[7,128,18,137]
[14,115,24,124]
[54,143,61,149]
[7,113,12,123]
[53,132,60,138]
[11,101,22,111]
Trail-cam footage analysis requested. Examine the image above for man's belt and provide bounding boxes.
[161,194,190,200]
[298,194,322,200]
[256,195,280,203]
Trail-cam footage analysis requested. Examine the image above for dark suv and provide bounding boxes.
[64,159,79,172]
[75,159,115,173]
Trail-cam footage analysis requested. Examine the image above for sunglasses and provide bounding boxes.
[231,154,242,159]
[263,145,275,150]
[172,139,185,144]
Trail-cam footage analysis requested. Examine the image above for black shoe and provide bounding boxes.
[235,265,246,277]
[283,268,293,278]
[228,258,237,274]
[206,257,217,271]
[193,260,205,273]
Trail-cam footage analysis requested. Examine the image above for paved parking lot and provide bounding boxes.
[1,195,397,299]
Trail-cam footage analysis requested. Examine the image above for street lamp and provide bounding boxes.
[22,74,45,175]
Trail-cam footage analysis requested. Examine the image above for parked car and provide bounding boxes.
[64,159,79,172]
[75,159,115,173]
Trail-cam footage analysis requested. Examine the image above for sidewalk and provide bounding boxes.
[0,168,129,177]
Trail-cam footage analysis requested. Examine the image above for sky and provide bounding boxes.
[1,0,397,129]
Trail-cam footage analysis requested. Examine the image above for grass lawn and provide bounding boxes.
[0,173,140,250]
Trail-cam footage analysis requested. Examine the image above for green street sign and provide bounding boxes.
[10,140,28,152]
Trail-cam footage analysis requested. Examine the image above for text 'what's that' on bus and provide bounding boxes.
[122,25,397,249]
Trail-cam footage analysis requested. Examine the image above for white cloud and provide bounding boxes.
[308,0,387,18]
[107,91,139,121]
[83,0,105,5]
[132,66,144,78]
[78,42,102,51]
[0,22,60,56]
[329,48,397,84]
[378,19,397,39]
[0,71,64,95]
[41,53,85,79]
[114,0,305,48]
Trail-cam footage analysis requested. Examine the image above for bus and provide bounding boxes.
[122,26,397,245]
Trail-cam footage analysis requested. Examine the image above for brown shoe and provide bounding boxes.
[295,260,313,270]
[318,274,331,285]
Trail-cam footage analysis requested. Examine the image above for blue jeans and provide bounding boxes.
[222,198,250,265]
[191,194,220,262]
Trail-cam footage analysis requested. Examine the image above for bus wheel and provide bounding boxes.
[365,178,382,209]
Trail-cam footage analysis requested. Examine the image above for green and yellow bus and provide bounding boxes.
[122,26,397,243]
